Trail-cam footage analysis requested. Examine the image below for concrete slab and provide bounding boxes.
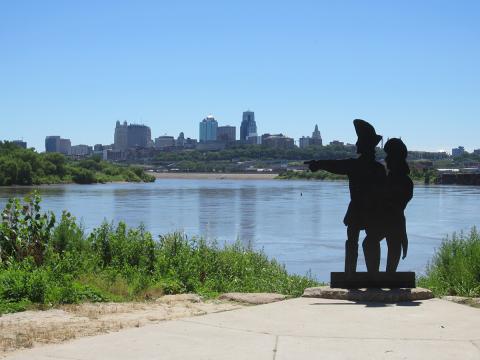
[4,297,480,359]
[4,320,276,360]
[276,337,480,360]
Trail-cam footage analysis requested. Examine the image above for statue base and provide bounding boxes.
[330,272,416,289]
[303,286,433,302]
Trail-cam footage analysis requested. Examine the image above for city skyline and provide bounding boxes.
[1,1,479,152]
[4,112,478,154]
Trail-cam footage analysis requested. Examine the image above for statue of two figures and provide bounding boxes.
[306,120,415,288]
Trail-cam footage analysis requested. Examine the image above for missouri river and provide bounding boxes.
[1,180,479,281]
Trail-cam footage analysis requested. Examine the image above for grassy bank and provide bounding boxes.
[418,228,480,297]
[0,193,319,314]
[277,168,437,184]
[0,141,155,185]
[276,170,347,181]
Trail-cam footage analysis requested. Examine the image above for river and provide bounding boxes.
[1,180,479,281]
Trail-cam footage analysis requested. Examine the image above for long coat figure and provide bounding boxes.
[306,119,386,274]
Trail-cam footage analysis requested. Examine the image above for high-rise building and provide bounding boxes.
[12,140,27,149]
[310,124,323,146]
[262,134,294,149]
[58,138,71,155]
[45,136,61,153]
[176,132,185,147]
[299,136,311,149]
[114,121,128,150]
[474,149,480,155]
[240,111,257,141]
[155,136,175,149]
[199,115,218,142]
[217,126,236,143]
[45,136,71,155]
[114,121,152,150]
[452,146,466,157]
[71,145,92,156]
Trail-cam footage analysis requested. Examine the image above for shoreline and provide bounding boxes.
[152,172,278,180]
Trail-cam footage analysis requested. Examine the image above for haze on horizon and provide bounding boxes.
[1,1,479,153]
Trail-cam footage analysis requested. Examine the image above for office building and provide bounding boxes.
[114,121,152,150]
[217,126,236,143]
[299,136,311,149]
[45,136,71,155]
[59,138,71,155]
[155,136,175,149]
[311,124,323,146]
[12,140,27,149]
[452,146,466,157]
[71,145,92,157]
[45,136,60,153]
[240,111,257,141]
[199,115,218,142]
[262,134,294,149]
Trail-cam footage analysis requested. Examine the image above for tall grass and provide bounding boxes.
[418,228,480,297]
[0,193,319,314]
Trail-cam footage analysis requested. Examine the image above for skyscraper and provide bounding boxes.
[217,126,236,143]
[45,136,60,153]
[114,121,152,150]
[311,124,323,146]
[114,121,128,150]
[240,111,257,141]
[199,115,218,142]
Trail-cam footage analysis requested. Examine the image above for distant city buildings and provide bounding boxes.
[311,124,323,146]
[45,136,71,155]
[217,125,236,143]
[452,146,466,157]
[299,125,323,148]
[240,111,257,142]
[30,113,478,164]
[12,140,27,149]
[155,135,175,149]
[114,121,152,150]
[71,144,92,157]
[199,115,218,142]
[298,136,311,149]
[262,134,294,149]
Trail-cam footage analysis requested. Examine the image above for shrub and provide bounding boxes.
[418,228,480,297]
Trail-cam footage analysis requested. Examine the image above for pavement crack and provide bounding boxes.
[272,335,279,360]
[471,340,480,352]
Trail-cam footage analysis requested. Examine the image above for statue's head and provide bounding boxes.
[384,138,410,175]
[353,119,382,155]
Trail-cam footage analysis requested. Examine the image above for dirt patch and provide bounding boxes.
[0,295,243,354]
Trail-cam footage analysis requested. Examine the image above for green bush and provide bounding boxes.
[0,141,156,186]
[0,194,319,313]
[418,228,480,297]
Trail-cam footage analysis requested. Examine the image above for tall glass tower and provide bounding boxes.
[199,115,218,142]
[240,111,257,141]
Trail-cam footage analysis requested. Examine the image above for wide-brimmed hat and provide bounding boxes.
[353,119,382,147]
[384,138,408,159]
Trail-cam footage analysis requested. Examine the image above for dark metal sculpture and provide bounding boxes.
[305,119,415,288]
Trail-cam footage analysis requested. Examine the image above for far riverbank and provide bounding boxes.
[153,172,277,180]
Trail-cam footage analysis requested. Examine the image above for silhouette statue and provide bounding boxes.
[382,138,413,272]
[305,121,416,288]
[305,119,386,274]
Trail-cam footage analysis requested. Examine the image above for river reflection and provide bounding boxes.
[0,180,479,281]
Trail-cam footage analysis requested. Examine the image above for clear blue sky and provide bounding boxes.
[1,0,479,152]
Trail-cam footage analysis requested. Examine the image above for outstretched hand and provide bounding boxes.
[304,160,320,172]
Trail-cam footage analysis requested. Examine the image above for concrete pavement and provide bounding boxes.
[5,297,480,359]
